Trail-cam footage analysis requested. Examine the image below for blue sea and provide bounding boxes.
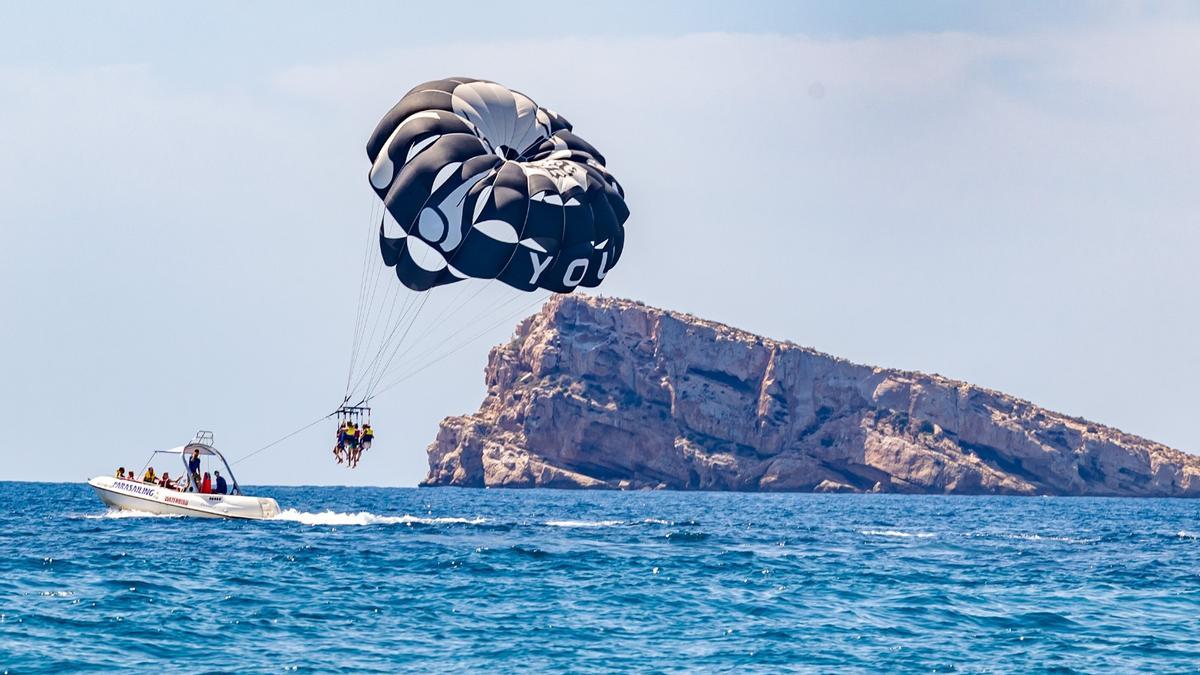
[3,482,1200,673]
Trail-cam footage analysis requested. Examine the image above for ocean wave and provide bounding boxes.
[543,519,626,528]
[1003,533,1096,544]
[665,530,709,542]
[543,518,677,527]
[860,529,935,539]
[272,509,487,527]
[967,531,1098,544]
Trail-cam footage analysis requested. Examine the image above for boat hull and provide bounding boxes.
[88,476,280,520]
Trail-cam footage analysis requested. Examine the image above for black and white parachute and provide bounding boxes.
[365,78,629,293]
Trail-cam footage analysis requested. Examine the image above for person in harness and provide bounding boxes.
[344,421,359,460]
[360,424,374,452]
[349,423,373,468]
[333,419,349,464]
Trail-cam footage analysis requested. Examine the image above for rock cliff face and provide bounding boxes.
[424,295,1200,496]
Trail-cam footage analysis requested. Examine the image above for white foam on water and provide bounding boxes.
[860,529,935,539]
[543,519,626,528]
[81,509,183,520]
[1005,533,1093,543]
[1177,530,1199,539]
[971,531,1098,544]
[272,509,486,527]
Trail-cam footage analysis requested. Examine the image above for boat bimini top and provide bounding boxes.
[163,430,242,494]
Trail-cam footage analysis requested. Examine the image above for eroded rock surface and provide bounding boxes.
[424,295,1200,496]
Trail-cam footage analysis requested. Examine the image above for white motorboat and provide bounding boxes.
[88,431,281,520]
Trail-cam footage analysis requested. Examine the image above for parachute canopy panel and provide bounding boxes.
[366,77,629,293]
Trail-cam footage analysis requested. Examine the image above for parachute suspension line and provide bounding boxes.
[345,218,420,401]
[355,278,482,393]
[366,291,551,403]
[347,200,381,381]
[344,224,444,399]
[231,411,338,467]
[359,278,498,399]
[382,278,491,363]
[352,224,452,402]
[380,287,536,382]
[358,281,525,399]
[380,283,516,375]
[345,285,423,399]
[348,258,403,390]
[360,290,433,400]
[356,241,389,354]
[344,202,384,399]
[344,263,430,398]
[413,275,485,338]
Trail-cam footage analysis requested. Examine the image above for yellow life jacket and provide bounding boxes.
[362,426,373,437]
[143,470,155,482]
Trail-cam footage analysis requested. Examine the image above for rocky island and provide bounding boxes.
[424,295,1200,496]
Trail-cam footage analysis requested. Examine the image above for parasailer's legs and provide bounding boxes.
[345,434,359,468]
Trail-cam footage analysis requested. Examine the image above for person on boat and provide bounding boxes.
[213,470,228,495]
[143,467,157,484]
[116,466,125,479]
[158,471,176,490]
[200,472,212,494]
[188,448,202,486]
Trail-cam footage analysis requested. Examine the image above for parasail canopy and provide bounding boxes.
[365,77,629,293]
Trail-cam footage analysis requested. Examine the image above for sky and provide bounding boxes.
[1,1,1197,486]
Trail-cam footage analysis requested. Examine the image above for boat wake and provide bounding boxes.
[271,509,487,527]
